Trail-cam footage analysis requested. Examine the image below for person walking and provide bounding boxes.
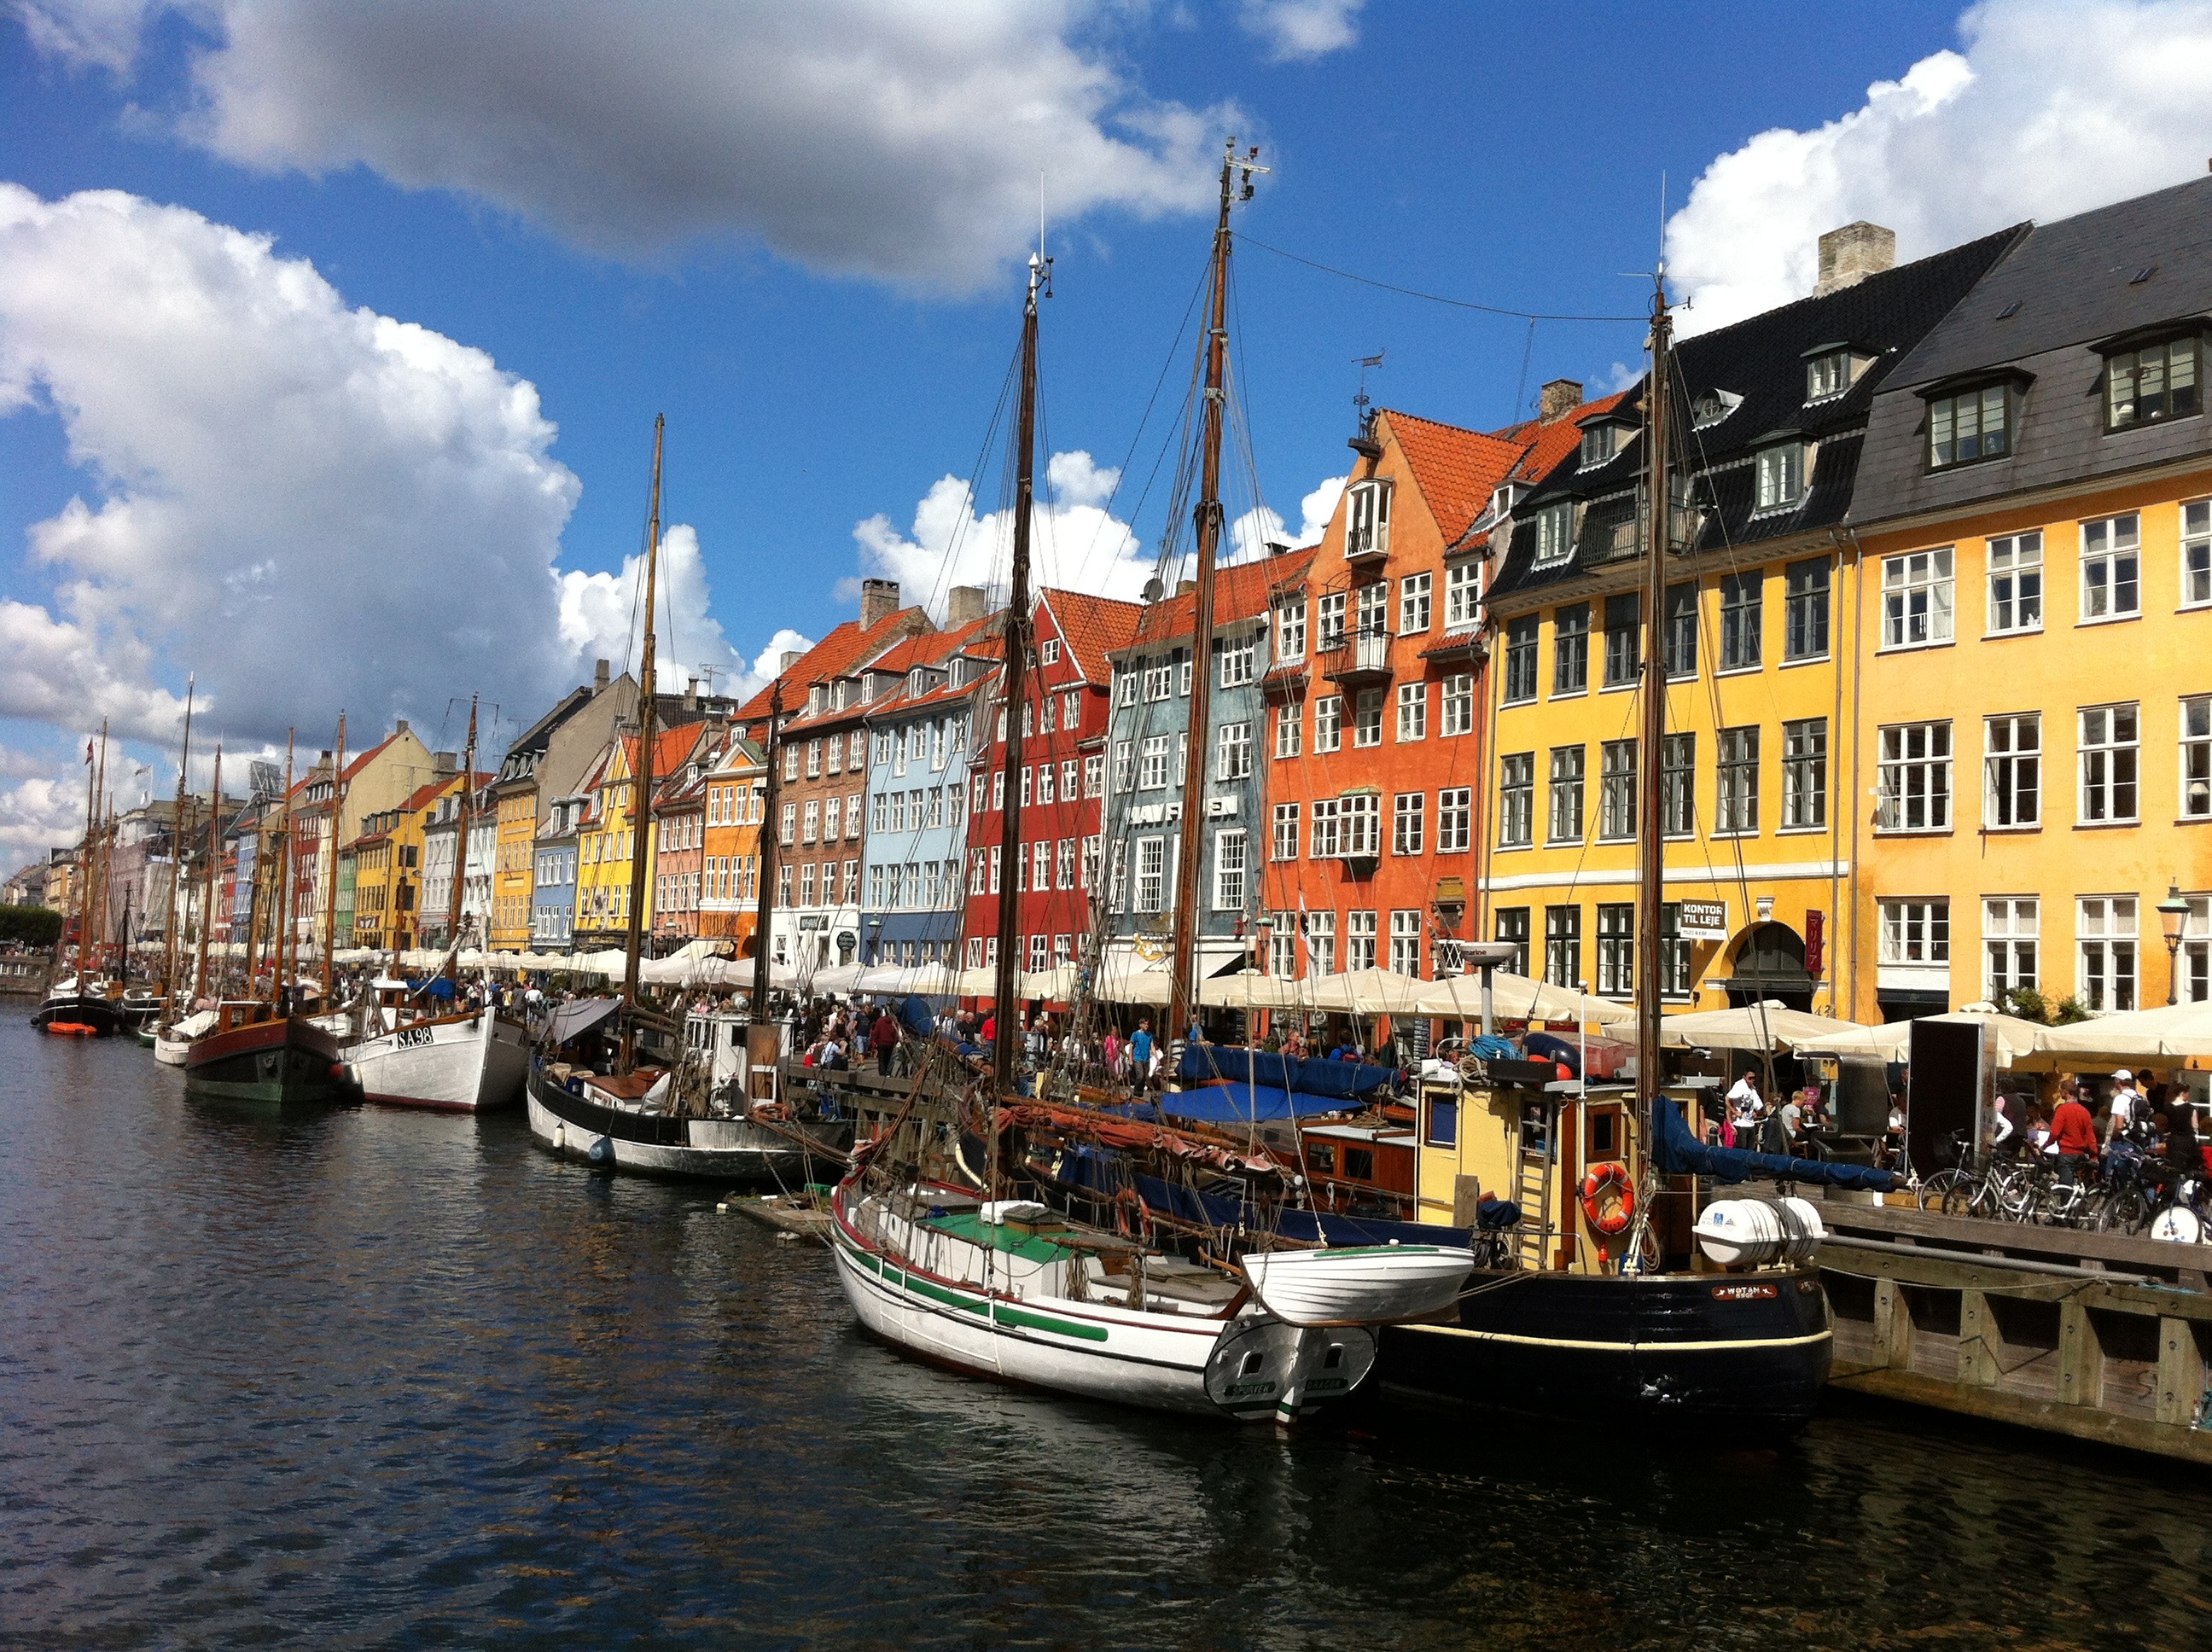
[870,1007,898,1077]
[1129,1021,1154,1093]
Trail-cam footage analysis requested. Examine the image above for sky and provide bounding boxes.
[4,0,2212,865]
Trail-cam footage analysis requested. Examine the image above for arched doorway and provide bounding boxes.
[1720,922,1815,1009]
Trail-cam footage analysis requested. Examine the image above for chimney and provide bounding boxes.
[1539,379,1583,424]
[946,585,989,626]
[434,750,457,772]
[1815,222,1895,296]
[779,649,803,672]
[593,657,610,692]
[684,678,699,712]
[395,718,410,736]
[860,577,899,631]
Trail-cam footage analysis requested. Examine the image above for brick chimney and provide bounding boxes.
[859,578,899,631]
[593,657,610,691]
[779,649,803,672]
[946,585,989,626]
[1815,222,1895,296]
[395,718,410,736]
[1539,379,1584,424]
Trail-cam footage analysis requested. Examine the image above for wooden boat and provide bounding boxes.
[183,1003,358,1106]
[154,1007,216,1066]
[32,978,126,1037]
[344,977,528,1111]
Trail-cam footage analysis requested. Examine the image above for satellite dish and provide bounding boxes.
[1141,576,1164,603]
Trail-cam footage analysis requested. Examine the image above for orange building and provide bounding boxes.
[696,729,766,952]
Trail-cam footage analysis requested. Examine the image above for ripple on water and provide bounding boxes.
[3,1019,2208,1650]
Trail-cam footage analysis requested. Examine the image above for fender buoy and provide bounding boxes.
[1579,1161,1635,1236]
[752,1100,788,1123]
[1113,1187,1154,1244]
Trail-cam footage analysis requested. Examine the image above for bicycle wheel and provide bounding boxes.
[1919,1170,1964,1213]
[1941,1178,1977,1218]
[2098,1185,2150,1236]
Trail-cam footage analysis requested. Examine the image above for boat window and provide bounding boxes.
[1425,1097,1458,1147]
[1305,1142,1336,1176]
[1344,1148,1375,1182]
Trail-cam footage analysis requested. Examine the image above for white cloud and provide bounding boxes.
[852,449,1147,616]
[1238,0,1364,61]
[1227,473,1342,563]
[0,774,88,864]
[25,0,1235,294]
[1664,0,2212,334]
[555,523,764,698]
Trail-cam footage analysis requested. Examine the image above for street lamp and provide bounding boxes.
[2157,880,2191,1005]
[866,914,884,965]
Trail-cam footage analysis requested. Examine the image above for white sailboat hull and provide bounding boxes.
[1239,1245,1474,1327]
[525,1073,820,1181]
[153,1033,193,1067]
[346,1011,528,1111]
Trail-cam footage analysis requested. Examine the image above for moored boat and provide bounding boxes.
[154,1007,216,1066]
[183,1004,358,1106]
[32,978,126,1037]
[343,978,529,1111]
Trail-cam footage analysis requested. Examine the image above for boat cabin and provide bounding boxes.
[1299,1121,1416,1221]
[682,1003,790,1109]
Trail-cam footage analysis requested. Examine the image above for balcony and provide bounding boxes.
[1343,521,1389,562]
[1316,626,1394,687]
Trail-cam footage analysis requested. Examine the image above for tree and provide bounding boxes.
[0,905,64,948]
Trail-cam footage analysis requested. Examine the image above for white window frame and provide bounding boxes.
[1212,829,1247,912]
[1533,503,1575,567]
[1346,480,1392,557]
[1441,672,1474,736]
[1216,719,1252,782]
[1389,909,1422,978]
[1275,600,1307,663]
[2184,500,2212,610]
[1546,744,1585,846]
[1879,898,1950,965]
[2184,695,2212,820]
[1754,441,1806,513]
[1984,713,2041,829]
[1314,695,1342,753]
[2081,513,2142,623]
[1437,787,1471,853]
[1445,561,1482,630]
[1499,753,1534,848]
[1392,791,1424,856]
[2077,895,2139,1012]
[1399,572,1432,635]
[1271,802,1299,862]
[1274,701,1301,759]
[1986,531,2043,635]
[1877,721,1951,833]
[1395,682,1426,742]
[1883,548,1954,649]
[2079,702,2140,824]
[1352,689,1383,748]
[1345,909,1378,973]
[1983,897,2039,1000]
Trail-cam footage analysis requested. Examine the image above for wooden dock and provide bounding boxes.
[1815,1199,2212,1463]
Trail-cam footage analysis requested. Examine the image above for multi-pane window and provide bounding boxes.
[1111,741,1133,794]
[1307,910,1336,977]
[1318,593,1347,650]
[1437,787,1471,853]
[1877,721,1951,831]
[1275,701,1301,759]
[1393,792,1424,856]
[1928,383,2011,468]
[1880,899,1950,965]
[1445,561,1481,629]
[1806,350,1849,400]
[1441,673,1474,736]
[1544,905,1581,987]
[2186,501,2212,608]
[1598,741,1636,841]
[1547,745,1585,844]
[1133,837,1167,914]
[1493,908,1530,978]
[1986,531,2043,634]
[1716,726,1760,834]
[1272,802,1300,861]
[1218,635,1256,689]
[2105,336,2200,429]
[1353,689,1384,747]
[1604,592,1640,686]
[1984,897,2039,999]
[1499,753,1534,847]
[1395,683,1427,742]
[1339,910,1377,972]
[1311,799,1341,858]
[1213,829,1247,912]
[1659,904,1692,998]
[1315,695,1342,753]
[1720,573,1762,670]
[1553,602,1589,695]
[1504,616,1539,702]
[1267,910,1298,979]
[1534,502,1575,565]
[1083,753,1103,797]
[1216,720,1252,781]
[1400,573,1432,634]
[2080,703,2139,823]
[1663,582,1697,679]
[1356,581,1389,641]
[1755,441,1805,511]
[1782,718,1827,829]
[1597,904,1634,997]
[1276,599,1307,662]
[2175,895,2212,1004]
[1138,735,1172,790]
[1883,548,1954,648]
[2078,896,2138,1011]
[2185,696,2212,818]
[1346,480,1392,556]
[1661,733,1695,837]
[1390,910,1422,977]
[1341,793,1382,857]
[1984,713,2040,829]
[1784,557,1830,660]
[2081,514,2140,620]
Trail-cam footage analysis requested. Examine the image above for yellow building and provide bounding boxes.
[346,772,463,952]
[1840,179,2212,1021]
[573,725,702,950]
[491,786,537,951]
[1478,224,2018,1019]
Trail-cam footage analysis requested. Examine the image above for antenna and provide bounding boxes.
[1353,349,1385,425]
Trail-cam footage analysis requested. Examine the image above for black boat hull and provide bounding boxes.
[1377,1266,1831,1429]
[32,995,127,1036]
[526,1070,853,1182]
[183,1016,357,1107]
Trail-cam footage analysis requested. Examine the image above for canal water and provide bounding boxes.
[3,1018,2207,1650]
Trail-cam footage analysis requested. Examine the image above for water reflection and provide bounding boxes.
[3,1015,2208,1650]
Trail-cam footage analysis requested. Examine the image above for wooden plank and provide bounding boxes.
[2157,1315,2208,1429]
[1959,1288,1998,1388]
[1451,1174,1481,1228]
[1872,1277,1912,1372]
[2059,1300,2100,1409]
[1830,1366,2212,1466]
[1818,1198,2212,1285]
[1820,1245,2212,1321]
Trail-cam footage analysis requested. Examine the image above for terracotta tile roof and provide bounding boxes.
[339,733,399,784]
[1103,548,1316,651]
[400,778,450,813]
[731,603,934,722]
[1038,589,1145,682]
[1501,391,1631,486]
[1377,410,1530,544]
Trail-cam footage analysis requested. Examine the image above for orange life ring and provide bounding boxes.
[1579,1161,1635,1236]
[752,1100,789,1123]
[1113,1187,1154,1244]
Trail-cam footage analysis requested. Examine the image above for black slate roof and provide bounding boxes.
[1489,223,2025,603]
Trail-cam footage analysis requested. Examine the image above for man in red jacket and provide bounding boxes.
[2048,1079,2098,1175]
[871,1008,899,1076]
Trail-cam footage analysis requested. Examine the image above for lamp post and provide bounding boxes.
[866,914,884,967]
[2157,880,2191,1005]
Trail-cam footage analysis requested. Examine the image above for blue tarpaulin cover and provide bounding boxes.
[1045,1144,1467,1248]
[1650,1096,1897,1192]
[1109,1084,1360,1126]
[1179,1045,1399,1098]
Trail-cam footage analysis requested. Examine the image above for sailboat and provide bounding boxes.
[36,721,125,1037]
[526,420,849,1178]
[831,148,1467,1422]
[343,701,529,1110]
[1370,272,1895,1429]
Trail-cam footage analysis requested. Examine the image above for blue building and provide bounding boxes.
[531,789,583,951]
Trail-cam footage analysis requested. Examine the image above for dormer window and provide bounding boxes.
[1802,343,1872,404]
[1345,479,1392,559]
[1924,378,2019,470]
[2105,334,2200,429]
[948,657,968,689]
[1754,440,1807,513]
[1691,388,1743,430]
[1532,501,1575,567]
[1580,422,1618,468]
[808,684,827,715]
[909,666,928,694]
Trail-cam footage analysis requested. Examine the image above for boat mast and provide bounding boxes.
[749,681,782,1024]
[1633,271,1674,1138]
[88,719,110,963]
[1167,142,1260,1050]
[196,746,222,1007]
[276,730,295,1009]
[620,416,666,1071]
[323,713,346,996]
[160,681,195,1020]
[445,696,476,976]
[989,244,1050,1097]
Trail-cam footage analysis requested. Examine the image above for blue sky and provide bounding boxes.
[2,0,2208,859]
